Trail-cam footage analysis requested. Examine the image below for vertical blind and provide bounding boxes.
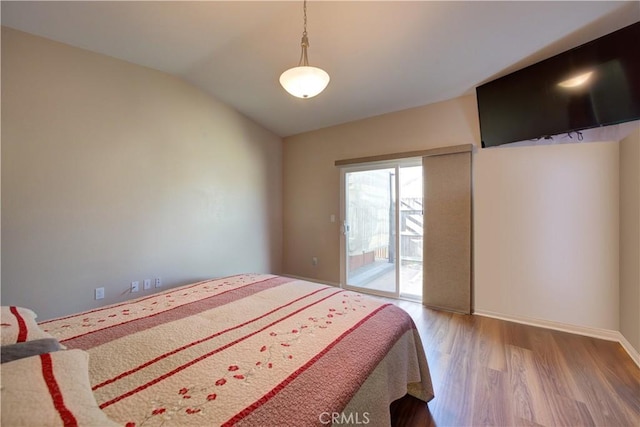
[423,151,472,313]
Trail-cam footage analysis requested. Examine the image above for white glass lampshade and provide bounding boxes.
[279,65,330,99]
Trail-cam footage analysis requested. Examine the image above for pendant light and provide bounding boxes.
[279,0,330,99]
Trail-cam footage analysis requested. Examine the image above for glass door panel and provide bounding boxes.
[398,165,423,300]
[345,168,397,294]
[341,160,423,301]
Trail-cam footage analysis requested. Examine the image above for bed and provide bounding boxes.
[1,274,434,426]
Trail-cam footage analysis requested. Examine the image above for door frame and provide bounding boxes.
[339,158,421,299]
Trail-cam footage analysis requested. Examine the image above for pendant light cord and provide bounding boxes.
[303,0,307,37]
[298,0,310,67]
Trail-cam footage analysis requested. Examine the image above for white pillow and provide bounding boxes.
[0,349,120,426]
[1,306,56,345]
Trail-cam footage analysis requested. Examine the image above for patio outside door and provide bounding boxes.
[340,161,422,300]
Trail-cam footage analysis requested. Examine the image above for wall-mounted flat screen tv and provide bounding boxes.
[476,21,640,148]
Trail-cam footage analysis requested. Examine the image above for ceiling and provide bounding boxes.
[2,1,639,137]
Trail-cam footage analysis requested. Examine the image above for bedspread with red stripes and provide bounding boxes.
[40,274,431,426]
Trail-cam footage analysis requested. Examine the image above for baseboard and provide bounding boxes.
[617,332,640,368]
[474,309,640,368]
[281,274,342,288]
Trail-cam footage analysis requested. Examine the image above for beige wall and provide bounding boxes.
[620,128,640,353]
[474,142,620,330]
[284,93,625,332]
[1,28,282,320]
[2,26,634,339]
[283,96,479,283]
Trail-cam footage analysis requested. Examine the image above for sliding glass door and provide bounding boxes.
[340,160,422,300]
[398,165,423,299]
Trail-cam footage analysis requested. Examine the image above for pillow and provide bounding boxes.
[1,338,62,364]
[1,306,56,345]
[0,349,120,426]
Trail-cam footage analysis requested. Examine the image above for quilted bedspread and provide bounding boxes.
[40,274,434,426]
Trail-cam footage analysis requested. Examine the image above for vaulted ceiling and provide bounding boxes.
[2,1,638,137]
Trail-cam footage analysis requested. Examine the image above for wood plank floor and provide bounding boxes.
[385,298,640,427]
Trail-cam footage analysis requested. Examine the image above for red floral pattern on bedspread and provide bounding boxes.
[40,274,272,342]
[40,274,431,426]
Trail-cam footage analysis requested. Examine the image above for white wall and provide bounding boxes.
[474,142,620,330]
[1,28,283,320]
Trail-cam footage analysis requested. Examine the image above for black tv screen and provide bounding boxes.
[477,21,640,148]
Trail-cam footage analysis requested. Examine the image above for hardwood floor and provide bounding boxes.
[386,299,640,427]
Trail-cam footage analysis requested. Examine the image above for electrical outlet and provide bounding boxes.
[95,287,105,300]
[312,257,318,266]
[155,277,162,288]
[131,281,140,293]
[143,279,151,290]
